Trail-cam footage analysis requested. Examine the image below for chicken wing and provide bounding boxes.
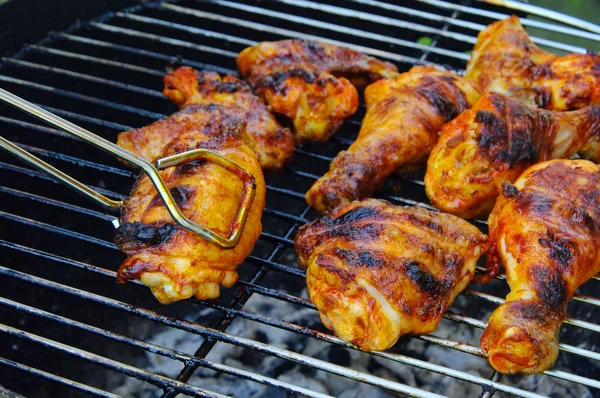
[114,122,266,304]
[295,199,489,351]
[118,67,294,172]
[237,39,398,143]
[467,16,600,111]
[481,159,600,374]
[425,92,600,219]
[306,66,481,213]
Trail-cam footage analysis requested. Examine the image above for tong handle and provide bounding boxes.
[0,87,255,249]
[0,134,122,209]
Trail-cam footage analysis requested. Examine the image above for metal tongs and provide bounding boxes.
[0,88,256,249]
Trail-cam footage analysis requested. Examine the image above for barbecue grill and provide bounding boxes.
[1,1,599,397]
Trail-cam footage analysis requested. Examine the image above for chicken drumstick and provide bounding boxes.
[481,159,600,374]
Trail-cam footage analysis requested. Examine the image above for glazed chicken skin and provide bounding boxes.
[467,16,600,111]
[237,39,398,143]
[481,159,600,374]
[295,199,489,351]
[118,67,294,172]
[114,122,266,304]
[425,92,600,219]
[306,66,481,214]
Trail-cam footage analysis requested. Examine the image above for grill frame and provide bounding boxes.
[0,1,599,397]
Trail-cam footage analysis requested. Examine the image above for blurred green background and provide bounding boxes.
[529,0,600,52]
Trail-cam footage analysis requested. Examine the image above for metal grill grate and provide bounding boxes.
[1,1,599,397]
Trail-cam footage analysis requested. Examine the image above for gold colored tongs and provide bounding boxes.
[0,87,256,249]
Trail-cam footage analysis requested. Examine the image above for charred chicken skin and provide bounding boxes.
[118,67,294,172]
[425,92,600,219]
[467,16,600,111]
[481,159,600,374]
[295,199,489,351]
[306,66,481,214]
[114,122,266,304]
[237,39,398,143]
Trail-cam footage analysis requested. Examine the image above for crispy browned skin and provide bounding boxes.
[117,67,294,172]
[481,159,600,374]
[295,199,489,351]
[237,39,398,143]
[306,66,481,214]
[466,16,600,111]
[114,122,266,304]
[425,92,600,219]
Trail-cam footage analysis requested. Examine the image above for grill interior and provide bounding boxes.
[1,1,599,397]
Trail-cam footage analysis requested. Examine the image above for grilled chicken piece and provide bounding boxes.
[237,39,398,143]
[118,67,294,172]
[295,199,489,351]
[114,122,265,304]
[481,159,600,374]
[425,92,600,219]
[306,66,481,213]
[467,16,600,111]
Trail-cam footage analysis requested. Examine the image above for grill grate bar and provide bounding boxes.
[480,372,503,398]
[0,239,126,279]
[0,324,228,398]
[271,0,477,44]
[0,115,80,140]
[0,185,114,222]
[13,142,134,178]
[0,357,120,398]
[269,0,585,54]
[0,210,118,249]
[464,291,600,332]
[245,255,305,277]
[484,268,600,294]
[476,0,600,34]
[144,3,469,61]
[1,58,165,98]
[158,3,434,68]
[36,104,134,132]
[0,297,333,398]
[0,75,165,119]
[28,45,165,77]
[543,369,600,390]
[0,160,125,199]
[90,22,239,59]
[118,12,256,47]
[418,0,600,40]
[55,33,237,75]
[0,111,131,152]
[351,0,600,53]
[352,0,600,42]
[0,266,447,398]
